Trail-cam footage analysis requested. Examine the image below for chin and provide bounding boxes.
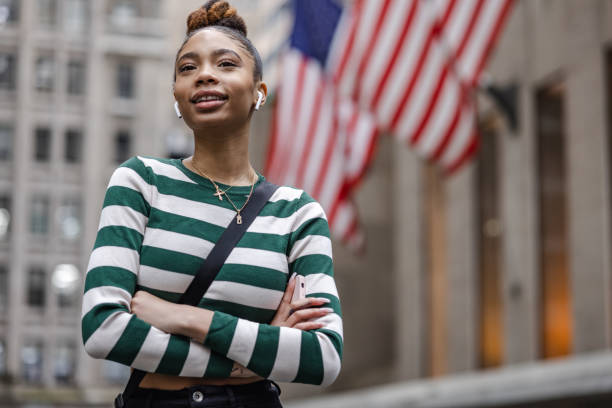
[188,111,251,131]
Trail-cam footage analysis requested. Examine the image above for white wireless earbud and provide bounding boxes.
[174,101,182,118]
[255,91,264,111]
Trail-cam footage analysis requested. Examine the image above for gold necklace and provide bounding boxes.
[223,170,256,224]
[191,161,233,201]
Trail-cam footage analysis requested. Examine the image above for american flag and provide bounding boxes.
[265,0,513,247]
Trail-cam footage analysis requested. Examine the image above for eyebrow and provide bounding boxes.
[177,48,243,64]
[176,51,199,64]
[212,48,243,61]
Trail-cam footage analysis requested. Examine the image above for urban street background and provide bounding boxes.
[1,0,612,407]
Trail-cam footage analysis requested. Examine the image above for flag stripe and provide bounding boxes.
[336,0,382,95]
[295,80,326,189]
[389,0,457,130]
[351,0,393,102]
[431,88,464,160]
[286,61,322,187]
[410,63,451,145]
[331,0,363,84]
[471,0,514,84]
[361,0,417,108]
[302,84,336,193]
[414,74,461,157]
[369,0,419,111]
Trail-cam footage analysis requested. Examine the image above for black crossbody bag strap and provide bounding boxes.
[115,180,278,408]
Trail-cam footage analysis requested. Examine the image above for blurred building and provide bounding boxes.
[0,0,180,404]
[0,0,289,405]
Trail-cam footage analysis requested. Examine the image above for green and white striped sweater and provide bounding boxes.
[81,156,342,386]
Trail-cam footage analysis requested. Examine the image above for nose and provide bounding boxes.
[195,64,218,85]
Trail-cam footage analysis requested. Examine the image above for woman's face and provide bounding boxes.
[173,28,260,131]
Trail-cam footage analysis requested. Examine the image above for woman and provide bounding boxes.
[81,1,342,407]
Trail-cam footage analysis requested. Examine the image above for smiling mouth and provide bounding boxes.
[191,95,228,103]
[191,94,228,111]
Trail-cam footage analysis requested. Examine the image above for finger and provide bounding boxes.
[293,322,325,331]
[280,274,297,306]
[287,308,333,326]
[290,297,330,312]
[271,275,298,325]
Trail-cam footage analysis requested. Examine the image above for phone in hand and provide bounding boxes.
[292,274,306,303]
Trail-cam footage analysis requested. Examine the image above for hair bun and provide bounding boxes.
[186,0,247,36]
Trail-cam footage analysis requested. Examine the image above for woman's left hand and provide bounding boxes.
[270,274,333,331]
[131,290,184,334]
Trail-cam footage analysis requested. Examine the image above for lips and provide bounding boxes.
[190,90,228,111]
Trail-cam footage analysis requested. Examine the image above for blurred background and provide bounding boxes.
[1,0,612,407]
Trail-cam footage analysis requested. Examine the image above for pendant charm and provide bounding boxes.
[236,214,242,224]
[214,189,223,201]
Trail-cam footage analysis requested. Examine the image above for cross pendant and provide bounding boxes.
[214,189,224,201]
[236,213,242,224]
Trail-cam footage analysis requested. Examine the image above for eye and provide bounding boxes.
[178,64,196,73]
[219,60,237,67]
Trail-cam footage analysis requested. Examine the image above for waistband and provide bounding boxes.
[131,380,281,401]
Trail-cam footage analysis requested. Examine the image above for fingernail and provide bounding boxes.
[290,272,297,280]
[318,298,331,303]
[321,308,334,313]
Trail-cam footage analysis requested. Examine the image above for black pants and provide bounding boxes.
[126,380,283,408]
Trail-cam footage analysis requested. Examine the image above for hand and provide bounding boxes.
[270,274,333,331]
[131,290,187,334]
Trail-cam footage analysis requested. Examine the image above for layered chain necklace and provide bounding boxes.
[191,160,256,224]
[192,163,232,201]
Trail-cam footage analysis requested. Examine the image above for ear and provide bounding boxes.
[255,82,268,107]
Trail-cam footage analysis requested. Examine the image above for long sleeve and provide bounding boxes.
[81,156,234,378]
[203,193,343,386]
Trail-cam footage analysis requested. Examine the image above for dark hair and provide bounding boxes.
[174,0,263,83]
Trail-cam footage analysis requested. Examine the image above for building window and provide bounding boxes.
[536,81,572,359]
[52,264,80,308]
[109,0,139,25]
[0,53,16,90]
[423,162,448,377]
[477,126,503,368]
[0,0,19,24]
[27,267,46,308]
[34,127,52,162]
[0,195,9,240]
[0,339,6,378]
[0,124,12,160]
[30,196,50,235]
[63,0,88,34]
[35,55,55,92]
[37,0,57,28]
[64,129,82,163]
[0,264,7,310]
[116,62,134,99]
[56,198,81,240]
[108,0,160,19]
[115,130,131,164]
[67,60,85,95]
[21,342,43,384]
[54,341,75,384]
